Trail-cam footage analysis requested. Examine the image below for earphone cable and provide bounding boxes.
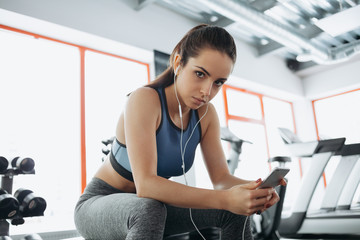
[174,73,207,240]
[175,72,249,239]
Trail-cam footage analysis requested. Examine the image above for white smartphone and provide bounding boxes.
[258,167,290,189]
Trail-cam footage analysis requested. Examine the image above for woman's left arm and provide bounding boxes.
[200,103,284,210]
[200,103,250,190]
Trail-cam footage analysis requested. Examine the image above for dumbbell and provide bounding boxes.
[101,137,115,162]
[101,137,115,146]
[14,189,46,217]
[0,156,9,174]
[0,189,19,219]
[11,157,35,174]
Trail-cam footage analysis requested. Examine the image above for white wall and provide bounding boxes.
[303,59,360,99]
[231,41,304,97]
[0,0,196,53]
[0,0,304,98]
[0,0,358,142]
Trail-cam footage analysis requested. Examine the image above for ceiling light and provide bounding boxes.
[210,15,218,22]
[310,17,319,23]
[260,39,269,45]
[296,52,313,62]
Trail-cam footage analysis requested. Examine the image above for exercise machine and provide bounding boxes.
[300,142,360,238]
[220,127,252,175]
[253,127,360,239]
[336,144,360,211]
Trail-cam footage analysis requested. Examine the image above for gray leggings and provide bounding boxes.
[74,178,253,240]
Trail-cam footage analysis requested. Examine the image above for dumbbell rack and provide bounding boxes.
[0,157,38,238]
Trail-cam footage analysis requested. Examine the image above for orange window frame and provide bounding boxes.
[0,24,151,193]
[312,87,360,187]
[222,84,300,174]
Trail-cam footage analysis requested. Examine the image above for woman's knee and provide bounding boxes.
[218,211,252,239]
[126,198,167,239]
[219,210,247,228]
[132,198,167,223]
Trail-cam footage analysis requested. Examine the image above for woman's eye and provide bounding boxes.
[214,80,225,86]
[195,71,205,78]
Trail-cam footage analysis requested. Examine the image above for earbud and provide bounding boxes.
[178,104,182,119]
[174,66,182,119]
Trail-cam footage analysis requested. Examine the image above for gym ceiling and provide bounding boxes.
[135,0,360,76]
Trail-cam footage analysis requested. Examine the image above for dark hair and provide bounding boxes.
[146,24,237,88]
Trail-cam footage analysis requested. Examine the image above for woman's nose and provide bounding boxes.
[201,81,212,96]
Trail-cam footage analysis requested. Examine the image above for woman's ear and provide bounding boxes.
[173,54,181,75]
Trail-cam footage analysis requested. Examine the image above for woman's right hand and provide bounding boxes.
[225,179,276,216]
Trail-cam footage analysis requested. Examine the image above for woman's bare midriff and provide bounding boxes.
[94,155,137,193]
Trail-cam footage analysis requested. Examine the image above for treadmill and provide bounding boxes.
[275,128,354,239]
[301,143,360,238]
[335,145,360,211]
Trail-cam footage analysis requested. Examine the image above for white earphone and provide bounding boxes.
[172,60,247,239]
[174,66,182,119]
[173,62,209,240]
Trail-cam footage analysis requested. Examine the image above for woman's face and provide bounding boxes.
[176,48,234,109]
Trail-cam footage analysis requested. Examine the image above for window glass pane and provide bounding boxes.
[314,90,360,144]
[310,90,360,210]
[0,30,80,234]
[263,97,295,157]
[228,120,269,180]
[85,51,149,182]
[226,89,262,120]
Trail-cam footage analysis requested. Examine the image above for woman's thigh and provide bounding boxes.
[74,181,167,240]
[75,193,138,239]
[164,205,252,239]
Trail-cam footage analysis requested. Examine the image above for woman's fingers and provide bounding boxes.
[280,178,287,186]
[241,179,263,190]
[260,191,280,211]
[250,188,281,214]
[268,191,280,206]
[252,188,275,200]
[228,183,282,216]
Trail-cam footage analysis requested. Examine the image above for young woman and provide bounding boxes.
[74,24,282,240]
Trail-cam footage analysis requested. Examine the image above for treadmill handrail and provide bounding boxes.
[283,138,345,157]
[313,138,346,154]
[335,143,360,156]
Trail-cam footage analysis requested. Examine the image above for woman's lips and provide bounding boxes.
[193,97,206,106]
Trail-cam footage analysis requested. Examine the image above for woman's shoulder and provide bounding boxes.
[126,87,161,111]
[128,87,159,101]
[197,102,220,137]
[198,102,216,119]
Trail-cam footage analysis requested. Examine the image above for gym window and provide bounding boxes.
[84,50,149,183]
[222,85,297,178]
[0,27,81,234]
[194,83,300,205]
[312,88,360,207]
[0,25,150,235]
[313,88,360,144]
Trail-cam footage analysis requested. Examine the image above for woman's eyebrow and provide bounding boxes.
[195,65,228,81]
[195,66,211,76]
